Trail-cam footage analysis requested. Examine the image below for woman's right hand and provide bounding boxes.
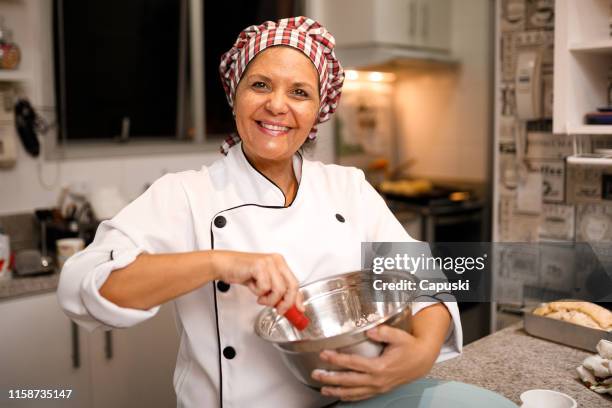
[210,250,303,316]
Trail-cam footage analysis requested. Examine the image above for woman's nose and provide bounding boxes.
[265,91,289,115]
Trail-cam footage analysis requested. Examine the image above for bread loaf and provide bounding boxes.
[533,301,612,331]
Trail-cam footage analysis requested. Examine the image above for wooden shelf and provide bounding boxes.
[0,69,31,83]
[567,124,612,135]
[569,39,612,53]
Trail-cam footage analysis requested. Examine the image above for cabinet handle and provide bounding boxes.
[421,3,429,41]
[104,330,113,360]
[409,0,417,38]
[71,321,80,369]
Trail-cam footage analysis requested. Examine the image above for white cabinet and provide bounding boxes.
[89,306,179,408]
[319,0,451,52]
[554,0,612,135]
[0,293,179,408]
[0,293,91,408]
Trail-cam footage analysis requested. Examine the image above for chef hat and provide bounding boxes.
[218,16,345,154]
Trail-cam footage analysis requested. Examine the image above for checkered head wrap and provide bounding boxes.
[218,16,344,154]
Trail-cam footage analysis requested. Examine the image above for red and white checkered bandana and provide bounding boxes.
[218,16,344,154]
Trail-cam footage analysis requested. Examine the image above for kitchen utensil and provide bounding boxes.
[520,389,576,408]
[338,378,518,407]
[523,306,612,352]
[254,270,415,388]
[56,237,85,270]
[283,304,309,331]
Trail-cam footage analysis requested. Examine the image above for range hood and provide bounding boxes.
[335,45,459,71]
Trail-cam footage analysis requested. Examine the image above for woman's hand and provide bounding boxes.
[210,250,303,315]
[312,303,451,402]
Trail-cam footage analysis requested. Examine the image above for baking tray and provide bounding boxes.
[523,307,612,352]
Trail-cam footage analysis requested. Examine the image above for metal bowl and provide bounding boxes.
[254,270,416,388]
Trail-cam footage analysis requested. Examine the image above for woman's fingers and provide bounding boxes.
[259,264,286,308]
[274,255,299,315]
[320,386,376,401]
[311,369,372,387]
[319,350,375,373]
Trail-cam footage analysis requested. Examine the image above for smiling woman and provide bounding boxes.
[234,47,320,205]
[57,16,462,408]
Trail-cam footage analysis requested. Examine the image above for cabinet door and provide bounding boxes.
[374,0,419,47]
[89,304,179,408]
[0,293,91,408]
[419,0,451,51]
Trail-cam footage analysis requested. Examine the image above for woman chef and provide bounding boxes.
[58,17,462,408]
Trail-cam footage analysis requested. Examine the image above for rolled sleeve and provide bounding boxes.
[57,173,195,332]
[79,247,160,330]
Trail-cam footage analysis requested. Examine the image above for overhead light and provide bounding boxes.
[368,72,384,82]
[344,70,395,83]
[345,70,359,81]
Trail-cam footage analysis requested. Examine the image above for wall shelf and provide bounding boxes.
[0,69,31,83]
[569,39,612,53]
[554,0,612,135]
[568,124,612,135]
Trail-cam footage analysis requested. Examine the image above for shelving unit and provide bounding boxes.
[0,69,31,83]
[554,0,612,135]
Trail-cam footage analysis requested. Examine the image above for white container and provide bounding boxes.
[0,228,10,280]
[56,237,85,270]
[520,389,577,408]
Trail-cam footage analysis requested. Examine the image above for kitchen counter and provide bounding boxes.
[428,322,611,407]
[0,272,60,301]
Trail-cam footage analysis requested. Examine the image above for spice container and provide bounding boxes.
[0,16,20,70]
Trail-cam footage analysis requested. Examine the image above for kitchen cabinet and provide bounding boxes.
[554,0,612,135]
[88,305,179,408]
[0,292,179,408]
[319,0,451,52]
[0,293,91,408]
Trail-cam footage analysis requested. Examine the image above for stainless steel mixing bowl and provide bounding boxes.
[254,270,416,388]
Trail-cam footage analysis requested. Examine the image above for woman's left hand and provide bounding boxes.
[313,303,453,401]
[312,325,439,401]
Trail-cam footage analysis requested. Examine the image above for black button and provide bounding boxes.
[223,346,236,360]
[214,216,227,228]
[217,281,230,292]
[335,213,345,223]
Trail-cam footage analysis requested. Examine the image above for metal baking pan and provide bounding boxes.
[523,307,612,352]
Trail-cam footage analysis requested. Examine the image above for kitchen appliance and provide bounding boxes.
[13,249,54,277]
[254,271,415,388]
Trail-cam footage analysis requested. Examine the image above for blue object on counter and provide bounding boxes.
[337,378,518,407]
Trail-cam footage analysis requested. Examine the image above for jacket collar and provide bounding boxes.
[224,142,304,207]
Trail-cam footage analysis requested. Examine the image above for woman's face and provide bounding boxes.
[234,46,320,163]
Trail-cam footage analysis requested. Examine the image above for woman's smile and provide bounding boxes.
[256,120,293,137]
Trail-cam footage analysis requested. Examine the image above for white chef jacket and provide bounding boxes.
[57,143,462,408]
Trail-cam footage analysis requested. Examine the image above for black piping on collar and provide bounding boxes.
[238,143,304,208]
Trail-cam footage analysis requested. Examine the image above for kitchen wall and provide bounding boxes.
[0,0,334,216]
[395,0,493,183]
[0,128,334,216]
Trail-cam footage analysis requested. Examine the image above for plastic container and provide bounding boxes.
[0,227,11,280]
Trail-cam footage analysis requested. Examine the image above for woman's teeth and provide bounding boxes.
[259,121,290,132]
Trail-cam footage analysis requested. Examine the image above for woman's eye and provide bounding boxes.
[252,81,267,89]
[293,89,309,98]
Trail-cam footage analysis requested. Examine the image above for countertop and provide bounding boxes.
[0,272,60,301]
[428,322,612,407]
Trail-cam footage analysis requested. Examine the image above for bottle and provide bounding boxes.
[0,227,11,280]
[0,17,20,70]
